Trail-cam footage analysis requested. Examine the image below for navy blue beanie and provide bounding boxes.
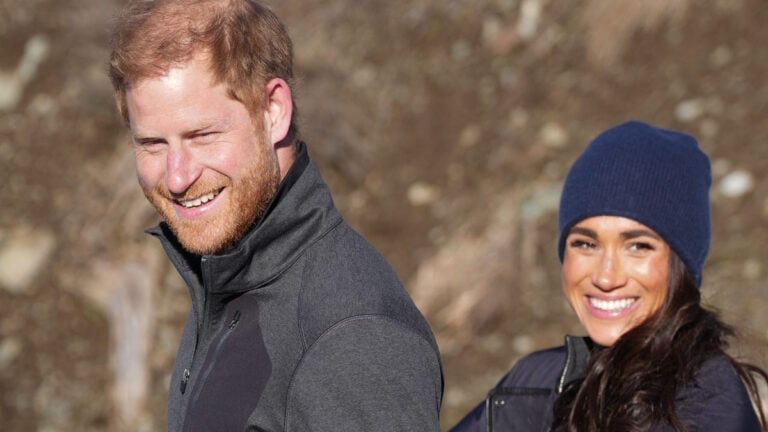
[557,120,712,287]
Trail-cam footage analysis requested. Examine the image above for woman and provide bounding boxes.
[451,121,768,432]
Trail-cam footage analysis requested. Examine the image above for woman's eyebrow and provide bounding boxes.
[621,229,662,240]
[569,226,597,239]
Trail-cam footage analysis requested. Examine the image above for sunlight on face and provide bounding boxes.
[125,54,279,255]
[561,216,670,346]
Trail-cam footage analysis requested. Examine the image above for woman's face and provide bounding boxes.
[561,215,670,346]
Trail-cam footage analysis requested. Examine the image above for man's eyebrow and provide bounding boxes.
[181,120,231,138]
[131,121,224,142]
[184,123,217,135]
[131,133,163,143]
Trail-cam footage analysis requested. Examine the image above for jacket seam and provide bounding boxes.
[295,218,344,352]
[558,336,575,393]
[283,314,440,430]
[490,387,551,396]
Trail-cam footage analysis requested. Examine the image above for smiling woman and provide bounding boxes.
[451,121,768,432]
[561,216,671,347]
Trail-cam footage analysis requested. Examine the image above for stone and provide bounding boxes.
[0,226,56,294]
[0,337,22,370]
[0,34,50,111]
[719,169,754,198]
[675,98,704,122]
[408,182,440,206]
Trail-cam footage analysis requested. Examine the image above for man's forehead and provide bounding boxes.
[130,52,216,88]
[155,66,194,91]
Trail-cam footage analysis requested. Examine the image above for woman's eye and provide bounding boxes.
[569,239,594,249]
[629,242,654,251]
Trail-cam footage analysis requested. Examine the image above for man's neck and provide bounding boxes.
[275,138,297,180]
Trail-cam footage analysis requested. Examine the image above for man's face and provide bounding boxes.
[125,55,280,255]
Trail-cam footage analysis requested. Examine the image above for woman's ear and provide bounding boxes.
[264,78,292,146]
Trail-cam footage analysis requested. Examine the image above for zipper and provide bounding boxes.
[198,257,210,334]
[229,310,241,329]
[187,309,242,406]
[558,336,574,393]
[177,256,212,419]
[180,368,190,394]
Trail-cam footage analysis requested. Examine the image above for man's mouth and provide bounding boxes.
[176,190,220,209]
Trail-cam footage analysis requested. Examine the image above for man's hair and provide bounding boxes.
[109,0,298,138]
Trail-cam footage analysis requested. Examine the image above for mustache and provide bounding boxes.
[148,179,229,203]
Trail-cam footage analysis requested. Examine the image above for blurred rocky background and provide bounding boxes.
[1,0,767,430]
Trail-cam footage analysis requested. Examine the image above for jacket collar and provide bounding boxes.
[557,335,595,393]
[148,142,343,295]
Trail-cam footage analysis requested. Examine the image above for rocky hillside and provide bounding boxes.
[1,0,766,430]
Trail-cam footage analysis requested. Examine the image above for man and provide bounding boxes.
[108,1,443,430]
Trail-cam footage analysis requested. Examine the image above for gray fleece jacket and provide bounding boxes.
[151,142,443,431]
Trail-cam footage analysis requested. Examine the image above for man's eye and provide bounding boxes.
[193,132,219,142]
[133,139,167,155]
[134,138,164,146]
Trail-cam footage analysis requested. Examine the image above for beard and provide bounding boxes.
[141,137,281,256]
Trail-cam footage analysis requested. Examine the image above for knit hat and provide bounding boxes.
[557,120,712,287]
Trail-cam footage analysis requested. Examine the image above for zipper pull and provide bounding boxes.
[228,310,241,329]
[180,368,190,394]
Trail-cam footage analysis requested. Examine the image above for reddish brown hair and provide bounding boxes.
[109,0,298,138]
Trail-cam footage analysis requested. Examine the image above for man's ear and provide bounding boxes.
[264,78,292,146]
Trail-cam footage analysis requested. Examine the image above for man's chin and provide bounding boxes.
[165,221,232,256]
[165,214,256,256]
[178,237,224,256]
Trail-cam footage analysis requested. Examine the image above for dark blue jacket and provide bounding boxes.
[451,336,762,432]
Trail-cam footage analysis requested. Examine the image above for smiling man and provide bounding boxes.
[109,1,443,431]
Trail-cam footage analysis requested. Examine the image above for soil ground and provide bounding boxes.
[1,0,766,430]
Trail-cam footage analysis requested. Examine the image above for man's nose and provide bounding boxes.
[165,143,201,195]
[591,249,628,291]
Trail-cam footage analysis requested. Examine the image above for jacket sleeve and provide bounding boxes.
[662,355,763,432]
[449,400,485,432]
[450,346,567,432]
[284,315,443,432]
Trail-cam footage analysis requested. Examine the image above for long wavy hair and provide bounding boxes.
[551,251,768,431]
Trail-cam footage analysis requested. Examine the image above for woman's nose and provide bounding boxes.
[591,249,628,291]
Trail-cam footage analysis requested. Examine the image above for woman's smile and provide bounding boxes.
[562,216,670,346]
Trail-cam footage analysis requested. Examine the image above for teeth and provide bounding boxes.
[589,297,636,312]
[180,191,216,208]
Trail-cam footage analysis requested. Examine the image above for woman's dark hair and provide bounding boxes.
[551,251,768,432]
